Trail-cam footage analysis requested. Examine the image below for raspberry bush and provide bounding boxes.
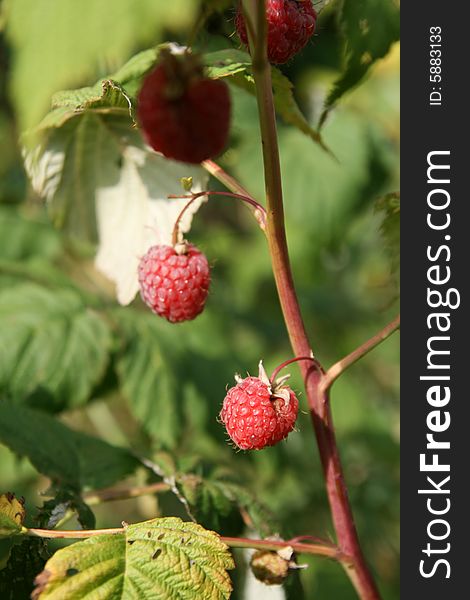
[0,1,400,599]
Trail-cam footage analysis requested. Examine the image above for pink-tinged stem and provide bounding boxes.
[269,355,321,384]
[321,315,400,393]
[170,190,267,245]
[241,1,381,598]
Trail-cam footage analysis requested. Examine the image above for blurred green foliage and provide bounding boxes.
[0,1,399,598]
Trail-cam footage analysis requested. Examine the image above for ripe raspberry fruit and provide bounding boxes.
[220,362,298,450]
[137,49,231,164]
[138,243,210,323]
[235,0,317,64]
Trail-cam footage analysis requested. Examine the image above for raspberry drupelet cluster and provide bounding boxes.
[138,243,210,323]
[220,362,299,450]
[235,0,317,64]
[137,49,231,164]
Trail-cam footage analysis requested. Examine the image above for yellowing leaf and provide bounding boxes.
[95,145,208,306]
[0,493,26,538]
[33,517,234,599]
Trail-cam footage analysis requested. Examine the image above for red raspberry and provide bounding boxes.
[138,243,210,323]
[137,50,231,164]
[235,0,317,64]
[220,364,298,450]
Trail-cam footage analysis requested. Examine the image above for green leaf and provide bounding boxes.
[236,109,390,247]
[32,517,234,599]
[376,191,400,276]
[178,471,275,537]
[321,0,400,124]
[38,488,96,530]
[115,311,185,449]
[0,208,61,262]
[204,49,325,148]
[0,283,111,410]
[4,0,201,131]
[0,404,138,489]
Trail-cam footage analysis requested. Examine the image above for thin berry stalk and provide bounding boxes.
[170,190,267,245]
[25,527,343,560]
[242,1,381,598]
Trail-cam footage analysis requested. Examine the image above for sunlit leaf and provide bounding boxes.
[32,517,234,600]
[0,284,111,409]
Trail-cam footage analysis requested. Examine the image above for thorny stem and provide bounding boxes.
[25,526,343,560]
[241,1,381,598]
[321,315,400,393]
[170,190,266,245]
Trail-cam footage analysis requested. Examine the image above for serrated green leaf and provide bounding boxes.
[0,283,111,409]
[0,404,138,489]
[115,312,185,449]
[0,208,61,262]
[204,49,325,148]
[321,0,400,123]
[32,517,234,600]
[175,465,275,537]
[4,0,201,131]
[52,80,134,121]
[204,49,253,79]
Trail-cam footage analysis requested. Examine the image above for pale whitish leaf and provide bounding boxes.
[0,403,138,489]
[0,283,111,410]
[32,517,234,600]
[95,144,208,306]
[24,111,208,306]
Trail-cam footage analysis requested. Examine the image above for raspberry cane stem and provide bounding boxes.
[169,190,267,245]
[242,1,381,598]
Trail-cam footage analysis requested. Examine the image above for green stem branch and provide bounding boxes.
[321,315,400,393]
[25,526,342,560]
